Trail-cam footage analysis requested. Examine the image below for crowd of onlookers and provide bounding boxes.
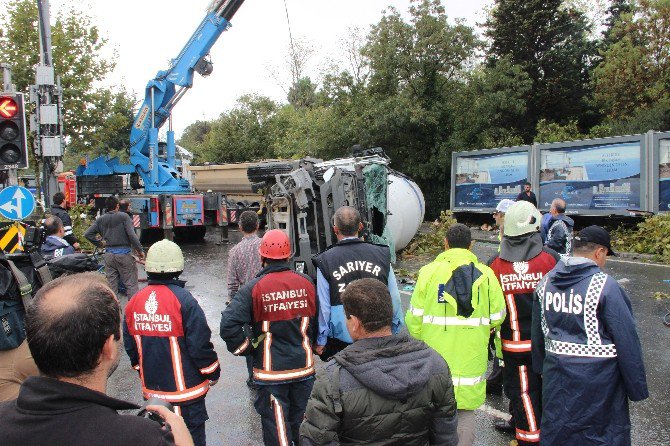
[0,190,648,446]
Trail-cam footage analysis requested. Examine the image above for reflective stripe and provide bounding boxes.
[452,373,486,387]
[502,339,531,352]
[409,305,424,316]
[134,335,144,382]
[422,315,490,327]
[271,395,289,446]
[132,364,140,371]
[546,338,617,358]
[300,317,313,368]
[233,339,250,355]
[262,320,272,371]
[517,429,540,442]
[170,337,186,391]
[490,308,506,321]
[505,294,521,341]
[519,365,538,432]
[584,273,607,345]
[199,360,220,374]
[253,366,315,382]
[143,380,210,403]
[173,405,181,417]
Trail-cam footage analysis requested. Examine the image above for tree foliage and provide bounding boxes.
[0,0,134,166]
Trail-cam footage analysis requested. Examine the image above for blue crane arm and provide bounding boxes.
[80,0,245,193]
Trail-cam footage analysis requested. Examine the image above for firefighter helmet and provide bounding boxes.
[259,229,291,259]
[503,201,542,237]
[145,239,185,273]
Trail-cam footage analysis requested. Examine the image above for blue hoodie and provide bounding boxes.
[531,257,648,446]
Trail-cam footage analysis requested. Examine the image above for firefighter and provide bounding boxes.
[532,226,648,445]
[123,239,220,446]
[488,201,560,445]
[220,229,317,446]
[312,206,403,360]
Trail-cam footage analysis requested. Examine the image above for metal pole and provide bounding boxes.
[0,64,18,187]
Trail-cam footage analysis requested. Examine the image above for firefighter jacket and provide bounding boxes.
[312,238,402,345]
[220,263,317,384]
[531,257,648,446]
[488,247,559,356]
[406,248,506,410]
[123,278,220,405]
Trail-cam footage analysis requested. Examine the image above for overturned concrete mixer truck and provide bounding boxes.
[246,147,425,277]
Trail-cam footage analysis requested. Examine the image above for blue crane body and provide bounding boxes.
[76,0,246,240]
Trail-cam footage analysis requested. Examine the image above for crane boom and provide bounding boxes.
[81,0,245,193]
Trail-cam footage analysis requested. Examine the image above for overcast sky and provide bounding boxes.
[58,0,490,137]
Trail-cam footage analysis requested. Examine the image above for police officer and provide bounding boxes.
[488,201,560,445]
[220,229,317,446]
[312,206,403,359]
[531,226,648,445]
[123,239,220,446]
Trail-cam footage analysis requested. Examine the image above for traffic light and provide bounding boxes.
[0,93,28,169]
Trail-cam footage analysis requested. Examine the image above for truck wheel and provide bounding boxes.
[247,162,294,183]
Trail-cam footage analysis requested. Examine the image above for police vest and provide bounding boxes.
[312,239,391,305]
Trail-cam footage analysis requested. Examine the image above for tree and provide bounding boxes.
[594,0,670,131]
[0,0,134,161]
[485,0,597,138]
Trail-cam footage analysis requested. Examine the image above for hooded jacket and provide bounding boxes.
[545,214,574,255]
[299,333,458,446]
[406,248,506,410]
[531,257,648,446]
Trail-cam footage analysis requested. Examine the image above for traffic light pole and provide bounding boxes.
[30,0,63,207]
[0,64,18,187]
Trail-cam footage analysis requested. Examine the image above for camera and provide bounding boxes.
[22,225,45,252]
[137,397,174,424]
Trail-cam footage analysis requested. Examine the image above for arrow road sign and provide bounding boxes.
[0,186,35,221]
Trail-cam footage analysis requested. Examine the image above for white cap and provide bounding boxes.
[495,199,515,213]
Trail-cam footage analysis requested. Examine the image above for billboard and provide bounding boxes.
[454,151,528,209]
[539,142,641,211]
[659,139,670,211]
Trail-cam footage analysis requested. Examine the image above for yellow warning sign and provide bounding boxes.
[0,223,26,253]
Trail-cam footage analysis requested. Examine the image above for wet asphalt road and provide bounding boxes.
[108,229,670,446]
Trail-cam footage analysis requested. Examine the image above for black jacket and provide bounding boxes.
[516,191,537,207]
[50,205,78,246]
[545,214,574,255]
[299,333,459,446]
[220,263,317,384]
[0,376,175,446]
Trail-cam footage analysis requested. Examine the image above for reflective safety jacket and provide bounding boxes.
[220,263,317,384]
[531,258,648,445]
[488,248,559,356]
[406,248,506,410]
[123,278,220,405]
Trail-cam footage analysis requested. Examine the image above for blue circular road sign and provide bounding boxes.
[0,186,36,221]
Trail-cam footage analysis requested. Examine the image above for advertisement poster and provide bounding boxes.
[659,139,670,212]
[454,152,528,209]
[539,142,641,211]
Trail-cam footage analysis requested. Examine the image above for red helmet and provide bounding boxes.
[260,229,291,259]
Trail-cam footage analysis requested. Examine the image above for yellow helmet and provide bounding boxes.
[503,201,542,237]
[144,239,184,273]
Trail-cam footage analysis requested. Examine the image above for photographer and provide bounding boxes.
[0,273,193,446]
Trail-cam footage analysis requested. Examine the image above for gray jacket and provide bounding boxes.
[300,333,458,446]
[84,211,143,252]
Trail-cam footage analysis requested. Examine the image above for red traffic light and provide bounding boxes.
[0,97,18,119]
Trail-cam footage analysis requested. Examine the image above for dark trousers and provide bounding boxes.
[502,353,541,445]
[254,379,314,446]
[103,252,138,297]
[175,399,208,446]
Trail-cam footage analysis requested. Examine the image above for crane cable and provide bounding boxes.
[282,0,298,81]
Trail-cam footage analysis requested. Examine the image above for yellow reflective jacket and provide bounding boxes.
[406,248,506,410]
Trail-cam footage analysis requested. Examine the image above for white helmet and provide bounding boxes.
[495,199,515,214]
[144,239,185,273]
[503,201,542,237]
